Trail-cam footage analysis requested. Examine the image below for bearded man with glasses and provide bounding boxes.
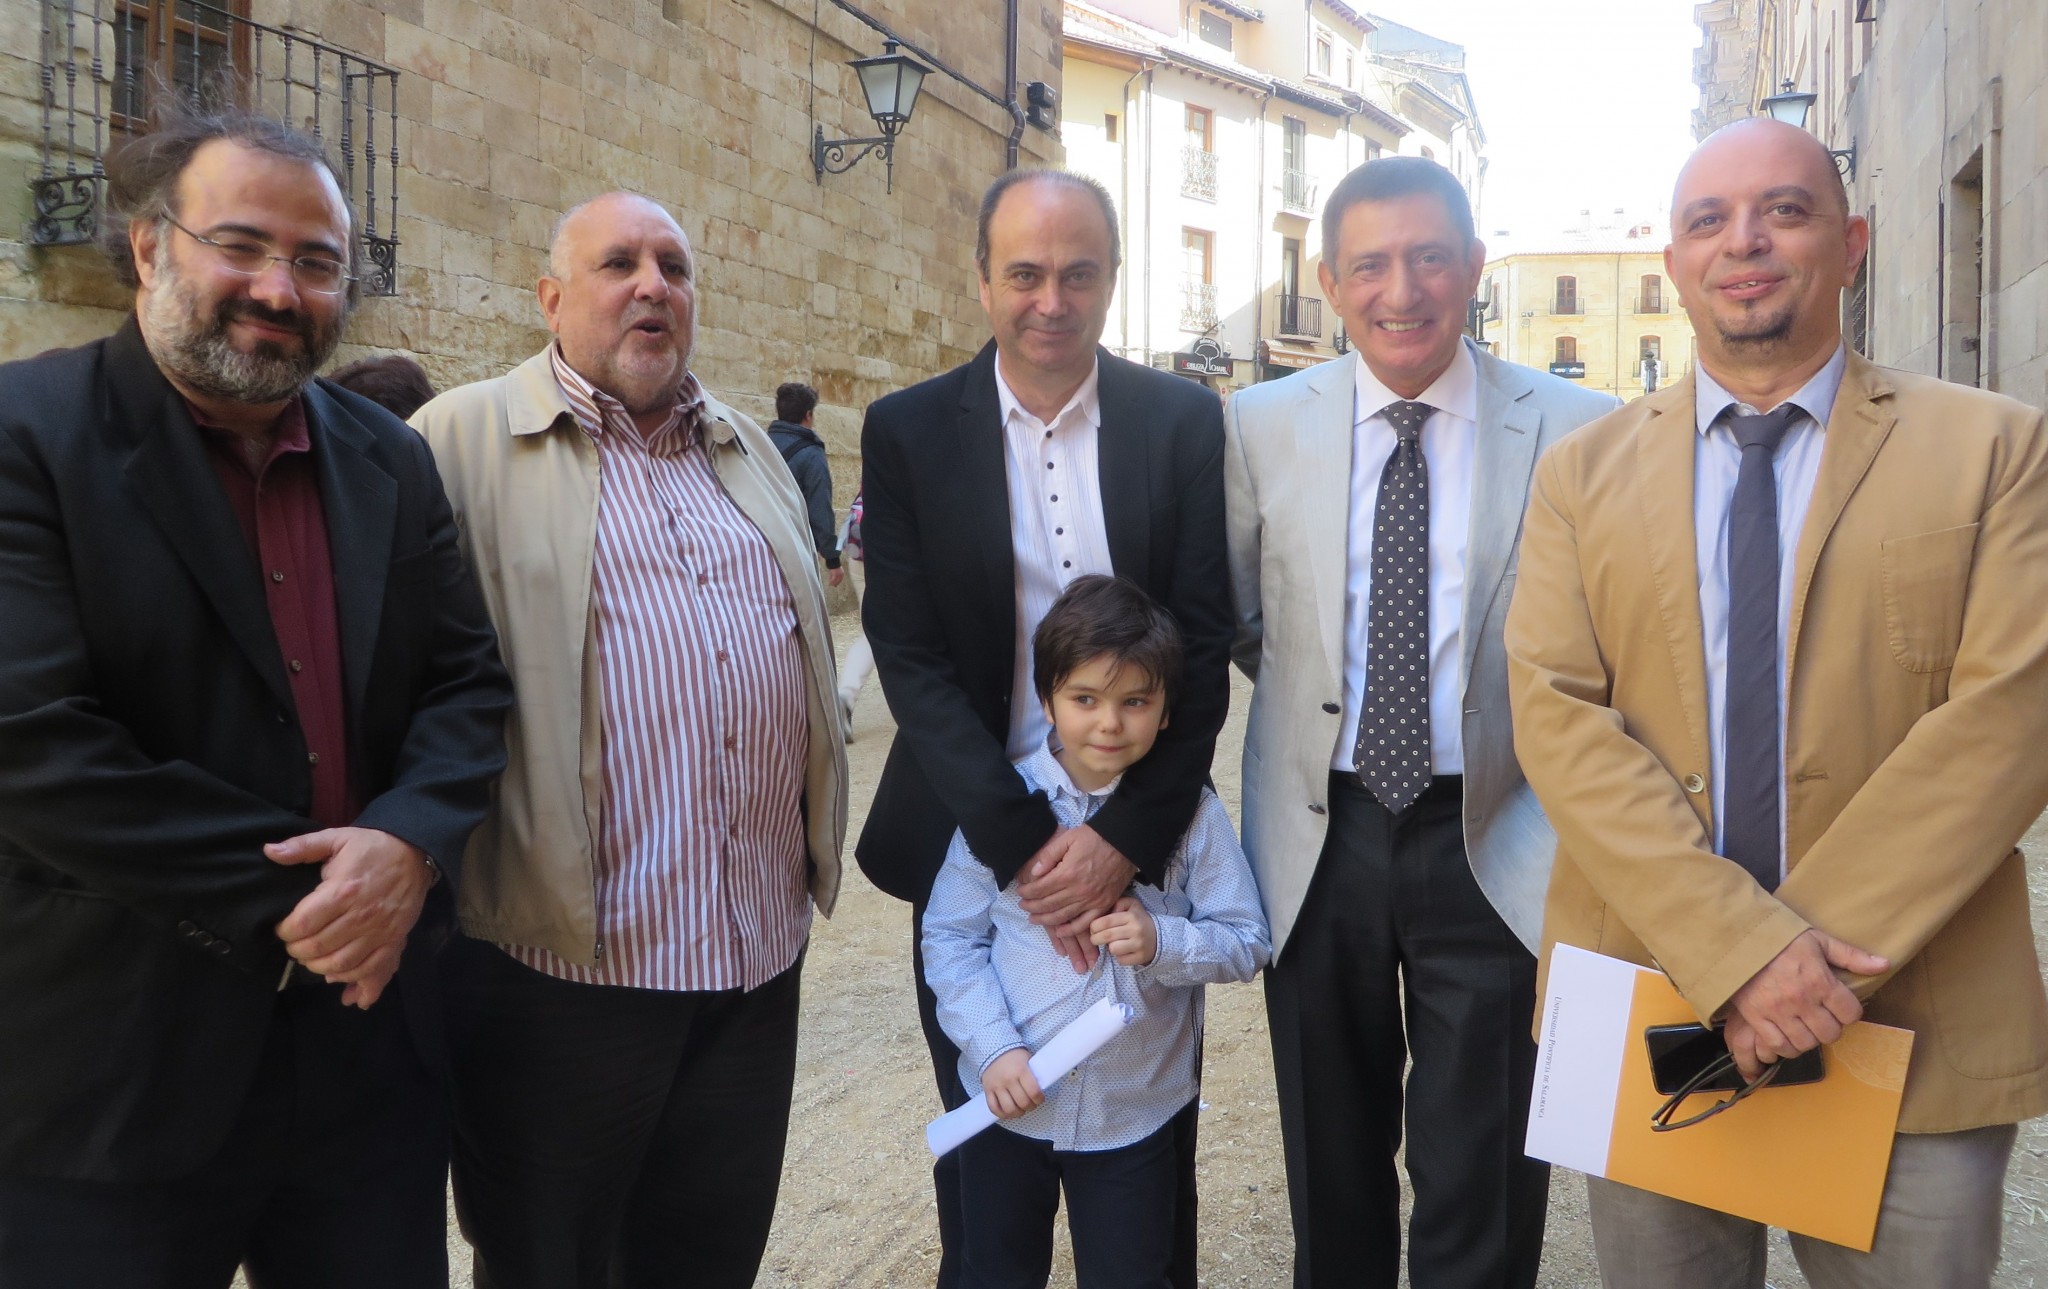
[0,101,511,1288]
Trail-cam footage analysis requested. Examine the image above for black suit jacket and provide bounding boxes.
[856,343,1232,903]
[0,318,511,1182]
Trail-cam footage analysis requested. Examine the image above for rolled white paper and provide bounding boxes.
[924,997,1136,1157]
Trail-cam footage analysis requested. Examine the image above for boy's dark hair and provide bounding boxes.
[1032,575,1183,709]
[775,381,819,424]
[328,353,437,420]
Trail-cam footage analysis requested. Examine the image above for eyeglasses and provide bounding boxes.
[1649,1051,1785,1132]
[158,210,354,296]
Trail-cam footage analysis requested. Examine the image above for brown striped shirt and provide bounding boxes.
[504,348,811,991]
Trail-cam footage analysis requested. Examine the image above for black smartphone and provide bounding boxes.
[1644,1022,1825,1096]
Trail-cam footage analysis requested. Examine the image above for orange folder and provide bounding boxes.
[1526,944,1912,1251]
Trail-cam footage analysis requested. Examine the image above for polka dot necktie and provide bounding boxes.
[1721,401,1804,892]
[1354,399,1434,813]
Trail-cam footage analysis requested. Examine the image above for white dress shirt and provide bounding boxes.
[1333,344,1478,774]
[1693,345,1847,875]
[997,358,1114,760]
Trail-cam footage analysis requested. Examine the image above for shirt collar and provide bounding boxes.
[1694,344,1848,437]
[1352,339,1479,430]
[994,355,1102,435]
[548,341,707,446]
[186,394,310,477]
[1022,738,1125,802]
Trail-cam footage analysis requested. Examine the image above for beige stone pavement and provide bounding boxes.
[410,609,2048,1288]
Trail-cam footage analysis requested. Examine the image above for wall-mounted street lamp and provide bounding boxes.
[814,40,932,193]
[1758,81,1857,180]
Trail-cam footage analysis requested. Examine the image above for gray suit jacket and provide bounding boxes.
[1224,339,1617,957]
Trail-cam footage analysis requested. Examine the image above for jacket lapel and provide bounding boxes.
[1788,354,1895,668]
[1093,350,1151,580]
[109,321,295,711]
[956,344,1018,648]
[1298,356,1355,685]
[305,384,397,719]
[1462,343,1543,689]
[1633,374,1715,768]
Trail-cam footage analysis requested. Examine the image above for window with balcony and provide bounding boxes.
[1314,33,1333,79]
[32,0,405,294]
[1555,337,1578,363]
[1554,276,1581,314]
[1182,105,1217,201]
[1182,228,1216,331]
[1197,9,1232,50]
[1281,117,1313,213]
[1637,274,1665,313]
[1277,237,1322,337]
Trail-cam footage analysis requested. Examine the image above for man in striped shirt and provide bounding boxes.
[413,192,847,1289]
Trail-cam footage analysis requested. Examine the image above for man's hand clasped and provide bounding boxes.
[1723,927,1890,1081]
[1017,824,1138,972]
[267,826,435,1010]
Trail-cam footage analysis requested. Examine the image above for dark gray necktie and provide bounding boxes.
[1722,402,1803,891]
[1354,400,1434,813]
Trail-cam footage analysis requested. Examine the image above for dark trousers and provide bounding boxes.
[1265,774,1548,1289]
[443,936,804,1289]
[0,979,447,1289]
[957,1113,1181,1289]
[913,903,1199,1289]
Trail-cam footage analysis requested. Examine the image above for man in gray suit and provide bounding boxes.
[1225,157,1617,1288]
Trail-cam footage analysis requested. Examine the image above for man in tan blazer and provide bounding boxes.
[1507,118,2048,1287]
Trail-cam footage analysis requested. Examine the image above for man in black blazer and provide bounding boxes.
[0,106,509,1287]
[859,169,1232,1287]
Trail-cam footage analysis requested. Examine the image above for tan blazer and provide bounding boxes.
[413,349,846,965]
[1506,352,2048,1133]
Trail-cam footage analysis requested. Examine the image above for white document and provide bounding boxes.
[924,997,1135,1158]
[1523,943,1639,1176]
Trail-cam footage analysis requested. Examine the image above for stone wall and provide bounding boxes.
[1,0,1063,479]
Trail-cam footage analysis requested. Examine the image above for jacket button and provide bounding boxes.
[1683,773,1706,794]
[210,940,233,956]
[177,920,198,936]
[1322,702,1340,714]
[1308,803,1327,815]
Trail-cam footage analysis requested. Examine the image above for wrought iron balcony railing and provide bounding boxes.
[1281,168,1315,214]
[1277,292,1321,337]
[1552,299,1585,315]
[1180,278,1218,331]
[33,0,404,295]
[1635,295,1668,314]
[1181,146,1218,201]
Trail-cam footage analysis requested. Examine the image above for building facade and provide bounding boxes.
[1062,0,1479,392]
[1694,0,2046,406]
[1480,217,1697,403]
[7,0,1061,470]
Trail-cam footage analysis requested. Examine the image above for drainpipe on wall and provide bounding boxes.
[1143,65,1155,365]
[1253,89,1269,380]
[1119,61,1149,353]
[1982,75,2003,389]
[1004,0,1025,168]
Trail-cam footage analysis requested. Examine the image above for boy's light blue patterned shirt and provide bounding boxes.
[922,744,1272,1151]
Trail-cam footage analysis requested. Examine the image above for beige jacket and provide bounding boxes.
[413,348,845,966]
[1506,353,2048,1133]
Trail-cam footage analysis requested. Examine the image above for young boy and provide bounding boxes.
[922,575,1271,1289]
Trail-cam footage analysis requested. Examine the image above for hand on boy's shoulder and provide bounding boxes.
[983,1048,1045,1120]
[1090,896,1158,968]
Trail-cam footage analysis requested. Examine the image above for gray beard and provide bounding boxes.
[140,250,342,406]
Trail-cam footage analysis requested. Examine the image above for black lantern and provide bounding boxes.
[814,40,932,193]
[1758,80,1856,180]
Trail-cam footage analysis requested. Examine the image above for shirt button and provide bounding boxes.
[1683,773,1705,794]
[271,570,285,583]
[1049,493,1059,503]
[307,753,320,766]
[716,650,729,663]
[1046,461,1055,470]
[1055,527,1064,536]
[697,573,709,586]
[1062,560,1072,569]
[289,660,303,673]
[724,735,737,750]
